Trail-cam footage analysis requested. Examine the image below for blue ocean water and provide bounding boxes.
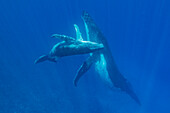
[0,0,170,113]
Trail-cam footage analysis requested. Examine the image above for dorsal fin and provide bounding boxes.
[51,34,75,42]
[74,24,83,41]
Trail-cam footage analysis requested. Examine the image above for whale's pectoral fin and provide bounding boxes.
[74,24,83,41]
[34,55,48,64]
[127,89,141,105]
[51,34,75,42]
[74,61,91,87]
[122,81,141,105]
[111,73,141,105]
[73,54,96,86]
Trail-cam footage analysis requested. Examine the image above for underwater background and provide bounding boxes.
[0,0,170,113]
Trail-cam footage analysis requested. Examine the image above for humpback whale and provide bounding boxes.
[73,11,141,105]
[35,25,104,64]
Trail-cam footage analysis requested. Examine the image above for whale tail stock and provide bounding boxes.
[34,55,57,64]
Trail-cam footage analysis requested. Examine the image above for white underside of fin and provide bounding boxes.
[95,54,113,87]
[74,24,83,41]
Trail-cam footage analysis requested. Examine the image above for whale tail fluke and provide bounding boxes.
[34,55,49,64]
[35,55,57,64]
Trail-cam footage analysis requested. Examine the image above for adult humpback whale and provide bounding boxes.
[35,25,104,64]
[73,11,141,105]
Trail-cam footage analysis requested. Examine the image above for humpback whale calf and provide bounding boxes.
[73,11,141,105]
[35,25,104,64]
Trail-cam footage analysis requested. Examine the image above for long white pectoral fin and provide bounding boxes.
[74,24,83,41]
[73,54,96,86]
[51,34,75,42]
